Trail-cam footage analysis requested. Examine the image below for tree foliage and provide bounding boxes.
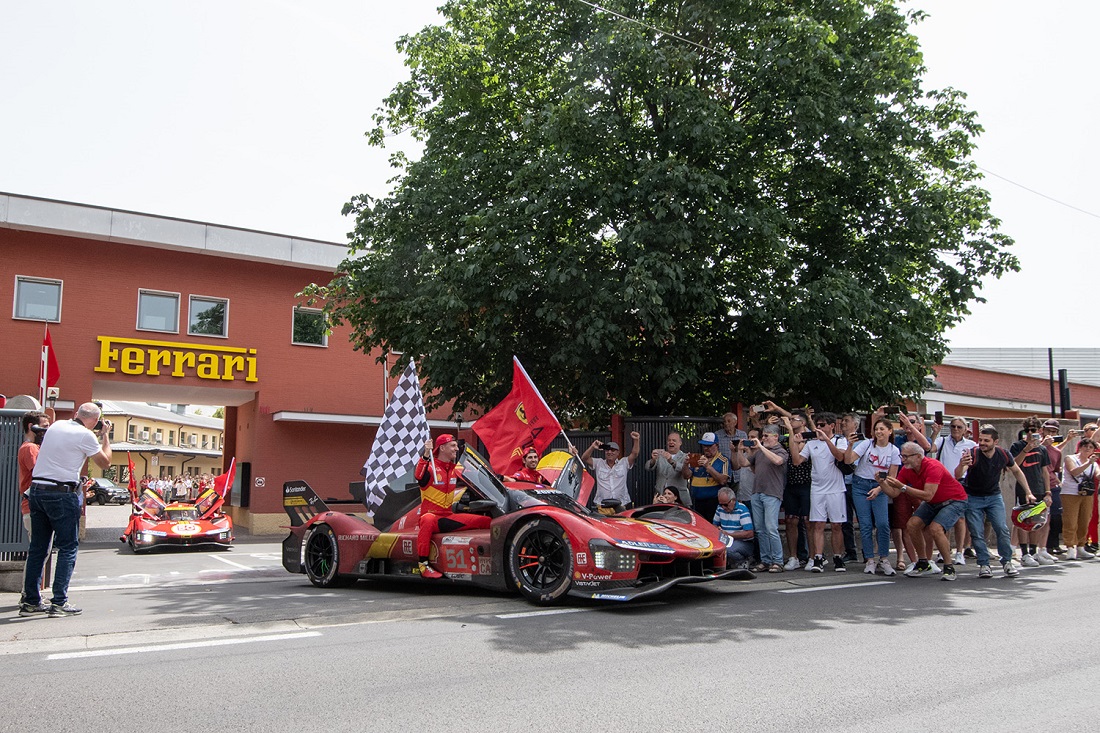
[311,0,1017,424]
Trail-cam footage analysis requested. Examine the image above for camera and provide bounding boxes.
[1051,435,1067,445]
[875,471,888,481]
[30,424,48,445]
[1030,433,1042,441]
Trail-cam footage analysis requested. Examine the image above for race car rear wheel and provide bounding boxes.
[507,519,573,605]
[304,525,353,588]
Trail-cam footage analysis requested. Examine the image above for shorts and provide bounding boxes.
[783,483,811,518]
[810,492,847,523]
[913,498,969,532]
[1016,484,1047,504]
[889,492,920,529]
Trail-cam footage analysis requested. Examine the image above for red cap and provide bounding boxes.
[434,434,456,452]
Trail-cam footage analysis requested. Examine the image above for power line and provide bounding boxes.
[573,0,720,55]
[978,166,1100,221]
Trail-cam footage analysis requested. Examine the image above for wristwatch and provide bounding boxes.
[900,485,908,493]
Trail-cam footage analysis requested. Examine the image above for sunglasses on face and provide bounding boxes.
[815,423,827,428]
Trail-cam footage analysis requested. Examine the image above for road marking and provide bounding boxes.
[496,601,665,619]
[779,581,894,594]
[496,608,592,619]
[208,554,253,570]
[46,631,322,660]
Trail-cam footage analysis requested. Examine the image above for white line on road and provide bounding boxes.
[779,581,895,594]
[46,631,322,660]
[207,554,254,570]
[496,600,666,619]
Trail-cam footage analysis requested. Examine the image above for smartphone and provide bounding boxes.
[1030,433,1042,441]
[852,432,866,442]
[875,471,888,480]
[751,404,766,413]
[801,431,816,440]
[893,405,907,414]
[1051,435,1067,444]
[934,410,944,423]
[743,439,758,448]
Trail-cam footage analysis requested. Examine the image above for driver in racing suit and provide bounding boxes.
[503,446,551,485]
[414,434,492,579]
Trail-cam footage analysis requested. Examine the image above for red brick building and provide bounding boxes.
[1,193,460,534]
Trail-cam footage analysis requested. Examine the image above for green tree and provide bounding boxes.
[312,0,1017,424]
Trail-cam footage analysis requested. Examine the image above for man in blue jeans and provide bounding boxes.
[19,402,113,618]
[954,425,1034,578]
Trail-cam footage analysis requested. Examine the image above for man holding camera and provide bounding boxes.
[1009,417,1053,566]
[582,432,641,511]
[681,432,730,523]
[19,402,112,618]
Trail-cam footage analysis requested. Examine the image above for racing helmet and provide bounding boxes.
[1011,500,1049,532]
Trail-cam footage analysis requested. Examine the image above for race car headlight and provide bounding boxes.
[141,533,153,543]
[590,541,637,572]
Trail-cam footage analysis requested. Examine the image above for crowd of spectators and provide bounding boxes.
[138,473,216,503]
[606,404,1100,578]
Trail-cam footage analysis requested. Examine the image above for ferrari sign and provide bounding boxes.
[94,335,258,383]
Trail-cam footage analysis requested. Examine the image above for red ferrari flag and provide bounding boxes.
[212,457,236,500]
[472,357,563,476]
[127,452,138,503]
[39,326,60,405]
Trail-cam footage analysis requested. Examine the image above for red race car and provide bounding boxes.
[122,462,235,553]
[281,447,751,604]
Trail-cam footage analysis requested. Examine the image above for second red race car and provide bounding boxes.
[281,447,752,604]
[122,461,236,553]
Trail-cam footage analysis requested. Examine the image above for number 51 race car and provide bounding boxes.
[282,447,752,604]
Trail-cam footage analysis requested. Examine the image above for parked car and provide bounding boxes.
[87,477,130,505]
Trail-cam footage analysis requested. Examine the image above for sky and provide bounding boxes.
[2,1,1096,348]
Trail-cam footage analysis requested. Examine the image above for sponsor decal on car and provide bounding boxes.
[573,580,603,588]
[442,535,473,546]
[575,552,588,566]
[613,540,676,554]
[337,534,373,541]
[592,593,629,601]
[646,523,712,550]
[402,538,414,555]
[574,571,613,581]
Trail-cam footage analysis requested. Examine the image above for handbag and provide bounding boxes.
[1079,465,1096,496]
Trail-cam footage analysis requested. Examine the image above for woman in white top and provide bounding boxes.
[1060,438,1099,560]
[845,418,902,575]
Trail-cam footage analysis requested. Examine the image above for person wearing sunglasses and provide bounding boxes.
[791,412,849,572]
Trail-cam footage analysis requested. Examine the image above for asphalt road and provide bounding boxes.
[3,523,1099,732]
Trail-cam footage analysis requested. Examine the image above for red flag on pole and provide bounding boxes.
[472,357,563,476]
[212,457,236,500]
[39,326,60,405]
[127,452,138,503]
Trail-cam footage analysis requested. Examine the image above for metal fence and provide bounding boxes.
[0,408,28,557]
[625,417,722,506]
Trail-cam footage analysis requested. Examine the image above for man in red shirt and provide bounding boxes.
[871,442,969,581]
[503,447,551,485]
[413,434,491,579]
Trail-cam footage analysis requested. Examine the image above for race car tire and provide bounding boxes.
[507,518,573,605]
[304,524,354,588]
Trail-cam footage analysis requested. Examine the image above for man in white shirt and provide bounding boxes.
[792,412,849,572]
[582,432,641,510]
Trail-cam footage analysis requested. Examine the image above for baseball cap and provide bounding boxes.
[434,434,456,451]
[1042,419,1060,430]
[699,432,717,446]
[602,441,621,451]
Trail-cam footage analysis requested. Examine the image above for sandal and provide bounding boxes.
[895,560,906,572]
[768,563,783,573]
[751,563,768,572]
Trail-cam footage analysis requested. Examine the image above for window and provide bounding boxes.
[137,290,179,333]
[168,432,175,446]
[292,306,327,347]
[188,295,228,337]
[13,276,63,322]
[128,425,136,441]
[202,435,209,450]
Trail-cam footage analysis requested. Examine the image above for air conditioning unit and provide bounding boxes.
[141,430,150,442]
[190,435,197,447]
[154,434,163,444]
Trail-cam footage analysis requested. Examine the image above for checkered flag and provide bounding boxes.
[362,359,430,516]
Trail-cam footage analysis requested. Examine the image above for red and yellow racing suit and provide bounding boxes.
[414,457,491,559]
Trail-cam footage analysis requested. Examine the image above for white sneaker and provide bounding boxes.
[1078,546,1096,560]
[1066,547,1077,560]
[805,557,818,572]
[1003,560,1020,577]
[864,558,877,574]
[904,561,918,575]
[784,556,801,571]
[878,558,896,576]
[1021,554,1040,567]
[953,551,966,566]
[1035,549,1056,565]
[928,560,943,575]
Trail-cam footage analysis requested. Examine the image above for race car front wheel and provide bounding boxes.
[304,525,353,588]
[507,519,573,604]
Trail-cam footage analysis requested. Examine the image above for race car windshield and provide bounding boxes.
[167,507,199,520]
[512,488,596,516]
